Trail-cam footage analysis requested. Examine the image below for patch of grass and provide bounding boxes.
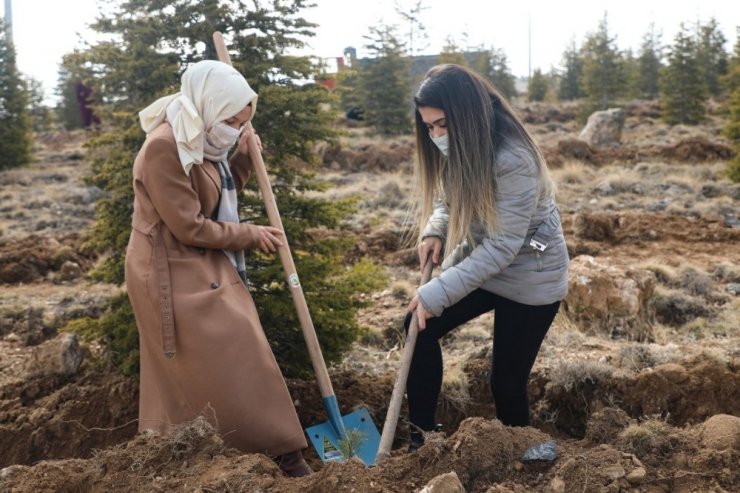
[617,344,656,372]
[555,161,595,185]
[597,167,643,194]
[677,266,715,297]
[651,286,713,328]
[389,280,414,300]
[683,313,737,339]
[440,365,471,414]
[548,360,614,393]
[619,417,683,459]
[642,263,678,285]
[712,261,740,283]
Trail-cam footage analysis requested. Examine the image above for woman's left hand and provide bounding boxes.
[407,294,432,331]
[236,125,262,155]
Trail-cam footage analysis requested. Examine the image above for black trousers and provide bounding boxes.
[405,289,560,431]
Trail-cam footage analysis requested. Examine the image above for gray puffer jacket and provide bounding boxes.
[417,144,569,316]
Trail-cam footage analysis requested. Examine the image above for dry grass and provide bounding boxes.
[388,280,415,300]
[712,261,740,283]
[619,418,680,458]
[552,161,596,185]
[617,344,656,372]
[440,364,471,414]
[641,262,679,285]
[652,286,714,328]
[595,166,645,195]
[548,359,614,393]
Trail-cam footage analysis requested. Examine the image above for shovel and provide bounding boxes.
[376,258,434,462]
[212,32,381,466]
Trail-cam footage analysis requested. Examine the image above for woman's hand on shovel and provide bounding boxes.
[236,125,262,155]
[255,226,284,254]
[418,236,442,273]
[407,294,432,331]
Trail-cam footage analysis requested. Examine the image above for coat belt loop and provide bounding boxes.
[153,225,176,358]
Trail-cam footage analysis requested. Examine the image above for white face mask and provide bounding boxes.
[431,133,449,157]
[206,122,241,150]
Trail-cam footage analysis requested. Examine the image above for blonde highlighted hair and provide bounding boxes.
[413,64,553,257]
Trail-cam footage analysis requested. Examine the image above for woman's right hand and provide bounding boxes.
[254,226,284,253]
[418,236,442,272]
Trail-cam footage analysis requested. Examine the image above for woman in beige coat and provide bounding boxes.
[124,60,311,476]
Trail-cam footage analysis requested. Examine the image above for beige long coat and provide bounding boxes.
[124,123,307,456]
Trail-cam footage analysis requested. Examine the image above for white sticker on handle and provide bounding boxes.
[288,274,300,288]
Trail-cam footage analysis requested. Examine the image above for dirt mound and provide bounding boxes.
[320,140,414,173]
[556,138,598,163]
[534,354,740,438]
[520,104,578,124]
[623,100,662,119]
[544,136,734,167]
[5,412,736,492]
[0,233,96,284]
[573,212,619,242]
[0,363,137,468]
[659,137,734,163]
[0,415,554,493]
[545,139,648,167]
[562,211,740,250]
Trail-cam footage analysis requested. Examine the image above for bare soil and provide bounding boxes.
[1,104,738,492]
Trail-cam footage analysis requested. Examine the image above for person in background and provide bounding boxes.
[75,80,101,129]
[405,64,569,451]
[125,60,311,477]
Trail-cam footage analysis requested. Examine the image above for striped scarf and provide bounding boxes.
[216,160,248,286]
[215,160,248,285]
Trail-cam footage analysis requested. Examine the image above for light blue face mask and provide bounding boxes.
[431,133,449,157]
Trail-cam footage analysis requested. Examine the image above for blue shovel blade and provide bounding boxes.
[305,407,380,466]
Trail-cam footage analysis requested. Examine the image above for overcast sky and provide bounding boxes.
[4,0,739,102]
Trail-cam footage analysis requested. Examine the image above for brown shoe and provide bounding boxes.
[277,450,313,477]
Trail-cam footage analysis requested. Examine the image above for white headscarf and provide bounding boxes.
[139,60,258,175]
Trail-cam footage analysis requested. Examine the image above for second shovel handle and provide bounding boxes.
[376,259,434,461]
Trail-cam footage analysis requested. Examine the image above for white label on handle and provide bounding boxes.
[288,273,300,288]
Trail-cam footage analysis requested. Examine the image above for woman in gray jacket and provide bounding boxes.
[406,64,569,450]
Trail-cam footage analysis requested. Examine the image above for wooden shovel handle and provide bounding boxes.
[376,259,435,461]
[212,31,334,399]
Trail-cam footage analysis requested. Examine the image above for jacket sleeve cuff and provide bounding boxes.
[417,281,447,317]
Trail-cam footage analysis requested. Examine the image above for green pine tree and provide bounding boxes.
[695,17,728,98]
[558,38,585,101]
[724,80,740,182]
[488,48,517,99]
[636,23,663,100]
[527,68,548,102]
[660,23,707,125]
[65,0,386,377]
[580,14,628,114]
[468,46,516,100]
[723,31,740,182]
[623,48,641,99]
[25,77,52,132]
[437,36,466,66]
[0,20,32,170]
[360,23,411,136]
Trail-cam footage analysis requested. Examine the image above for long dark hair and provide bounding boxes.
[413,63,552,254]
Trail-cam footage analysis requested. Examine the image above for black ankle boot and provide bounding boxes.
[276,450,313,477]
[408,424,443,453]
[409,429,425,452]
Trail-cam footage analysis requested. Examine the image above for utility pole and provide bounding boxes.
[3,0,12,43]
